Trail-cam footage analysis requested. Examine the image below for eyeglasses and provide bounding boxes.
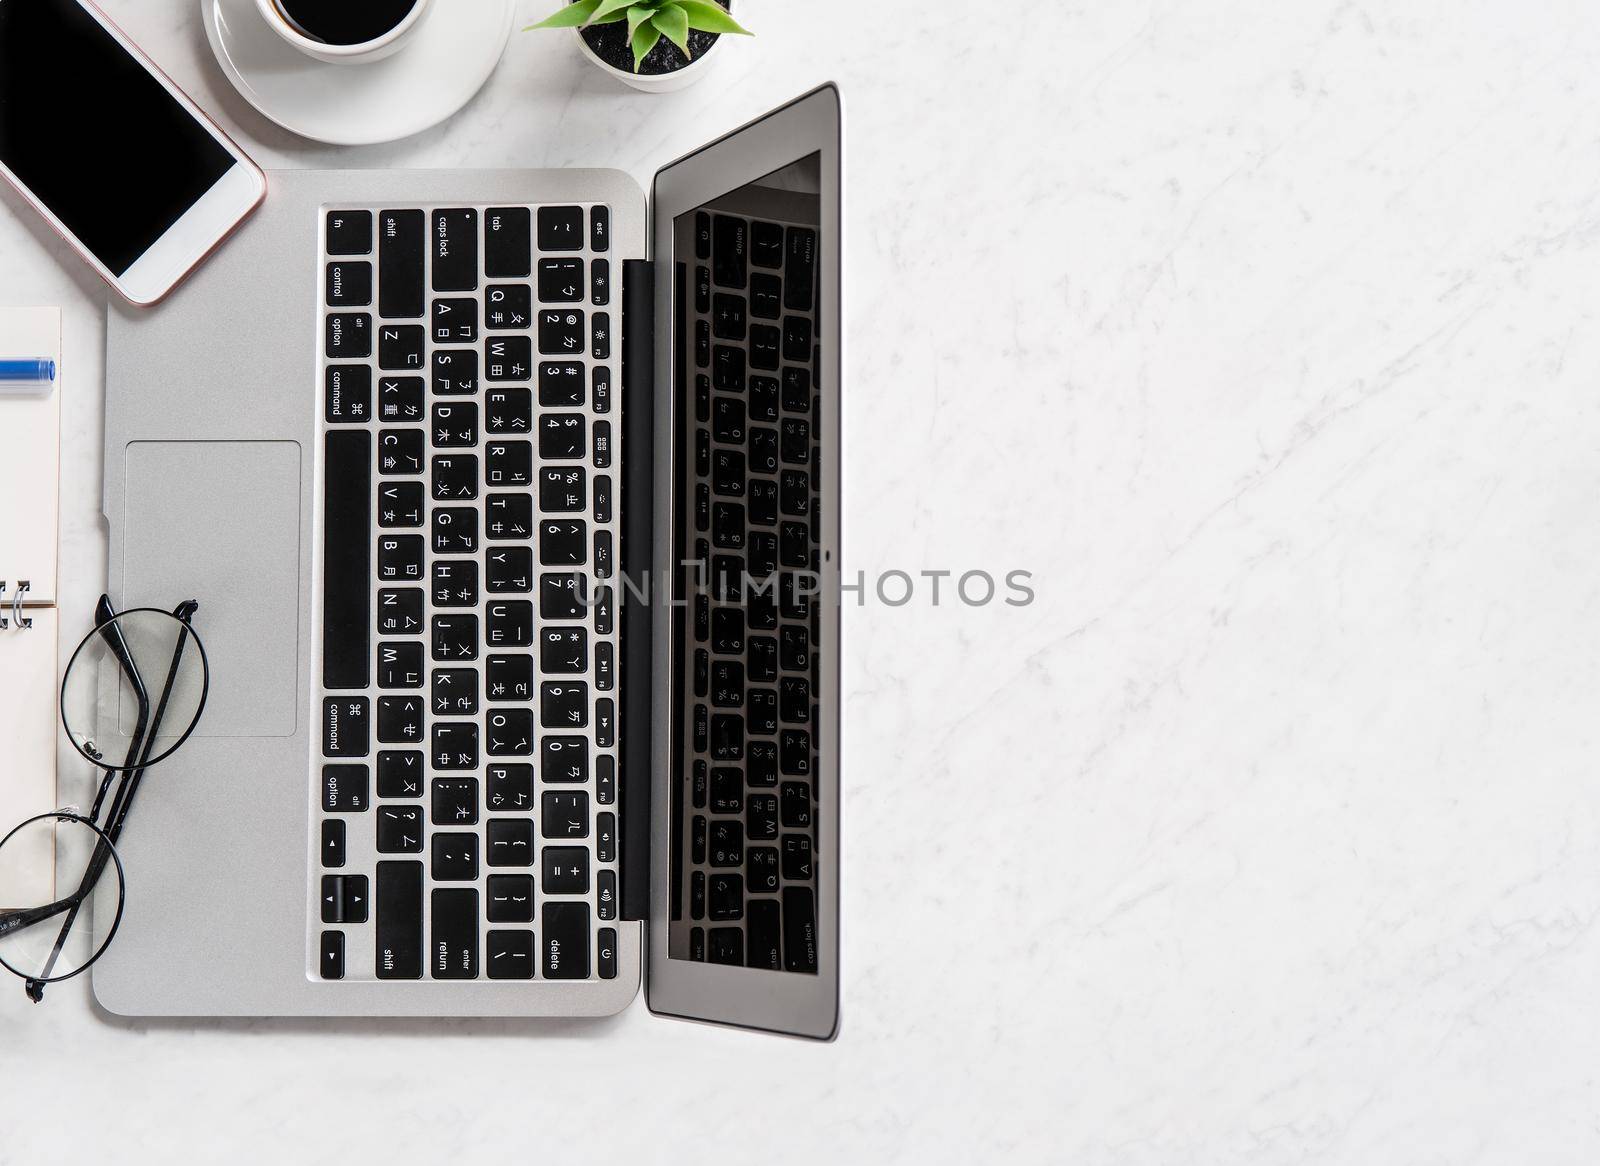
[0,596,208,1001]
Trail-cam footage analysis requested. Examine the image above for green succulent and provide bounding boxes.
[529,0,752,73]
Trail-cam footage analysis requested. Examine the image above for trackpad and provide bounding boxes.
[123,440,301,737]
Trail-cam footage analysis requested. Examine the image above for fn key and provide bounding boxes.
[542,902,590,978]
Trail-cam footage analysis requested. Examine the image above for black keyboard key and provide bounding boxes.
[486,493,533,540]
[537,414,586,460]
[320,930,345,980]
[751,220,783,268]
[486,600,534,648]
[780,677,811,723]
[321,818,346,868]
[712,213,747,289]
[713,344,745,391]
[375,860,423,979]
[322,431,371,688]
[541,627,588,674]
[590,205,609,252]
[432,667,478,716]
[709,872,742,921]
[326,209,372,256]
[784,226,816,310]
[542,735,588,784]
[432,832,479,881]
[378,429,424,476]
[433,721,480,770]
[431,776,478,826]
[747,845,780,893]
[598,927,617,979]
[486,440,533,487]
[783,315,813,362]
[377,587,423,635]
[593,420,612,467]
[538,308,585,355]
[748,740,778,785]
[747,635,778,684]
[592,311,610,360]
[431,888,479,979]
[487,656,534,702]
[537,205,584,252]
[695,265,712,313]
[377,640,423,688]
[593,474,611,523]
[486,284,532,329]
[541,681,588,729]
[485,705,534,755]
[694,210,711,258]
[542,902,590,978]
[487,874,534,922]
[378,210,425,318]
[487,818,535,866]
[538,361,585,406]
[324,365,371,423]
[538,258,584,303]
[377,804,423,853]
[782,887,818,972]
[377,749,424,798]
[432,297,477,344]
[376,695,424,744]
[779,521,809,568]
[326,260,372,306]
[598,869,618,920]
[322,697,369,758]
[713,395,745,443]
[710,820,743,868]
[711,766,742,815]
[780,728,812,778]
[325,313,370,358]
[540,467,585,512]
[541,790,589,838]
[377,534,423,581]
[596,811,616,861]
[747,899,781,970]
[378,481,424,528]
[484,207,531,277]
[747,795,778,841]
[432,454,478,501]
[748,689,776,734]
[749,324,780,371]
[712,292,746,340]
[712,449,746,496]
[431,506,477,554]
[591,257,610,305]
[708,927,743,966]
[431,350,478,398]
[486,335,532,381]
[378,375,424,420]
[712,608,745,654]
[781,418,810,465]
[542,847,589,895]
[486,546,533,593]
[712,503,745,550]
[431,209,477,292]
[322,763,369,811]
[780,469,810,516]
[321,874,368,924]
[486,762,534,811]
[782,835,813,881]
[486,388,533,435]
[749,375,779,422]
[782,366,811,411]
[487,929,535,979]
[692,816,707,865]
[540,519,586,565]
[595,696,614,745]
[780,780,812,827]
[751,271,781,319]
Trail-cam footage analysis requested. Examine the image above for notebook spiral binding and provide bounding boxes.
[0,581,32,631]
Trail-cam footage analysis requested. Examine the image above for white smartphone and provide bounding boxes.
[0,0,265,306]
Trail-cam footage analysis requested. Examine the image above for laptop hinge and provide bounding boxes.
[619,258,654,922]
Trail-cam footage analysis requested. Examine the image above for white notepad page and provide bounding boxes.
[0,608,57,906]
[0,306,60,602]
[0,307,61,907]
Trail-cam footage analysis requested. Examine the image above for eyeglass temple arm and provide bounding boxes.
[0,896,78,939]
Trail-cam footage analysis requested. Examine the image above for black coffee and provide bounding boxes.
[274,0,419,45]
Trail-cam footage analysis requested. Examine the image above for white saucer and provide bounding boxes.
[202,0,515,146]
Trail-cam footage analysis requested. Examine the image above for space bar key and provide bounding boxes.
[322,429,371,689]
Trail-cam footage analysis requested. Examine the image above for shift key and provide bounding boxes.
[379,210,425,318]
[376,860,423,979]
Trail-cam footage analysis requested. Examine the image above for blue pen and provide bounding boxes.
[0,359,55,387]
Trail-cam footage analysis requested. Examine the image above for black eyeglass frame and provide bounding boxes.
[0,595,206,1001]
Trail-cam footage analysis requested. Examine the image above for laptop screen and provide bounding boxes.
[668,154,824,973]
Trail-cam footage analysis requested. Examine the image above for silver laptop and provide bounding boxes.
[96,85,842,1039]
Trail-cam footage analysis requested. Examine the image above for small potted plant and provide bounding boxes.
[529,0,751,93]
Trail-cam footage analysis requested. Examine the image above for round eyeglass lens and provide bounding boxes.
[0,813,127,984]
[60,609,209,773]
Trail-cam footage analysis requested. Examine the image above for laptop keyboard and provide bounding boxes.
[676,209,822,972]
[312,204,621,983]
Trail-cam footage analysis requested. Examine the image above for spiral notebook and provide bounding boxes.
[0,307,61,906]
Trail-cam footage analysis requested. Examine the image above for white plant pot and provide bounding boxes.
[574,23,724,93]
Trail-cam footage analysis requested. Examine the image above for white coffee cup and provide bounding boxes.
[254,0,434,65]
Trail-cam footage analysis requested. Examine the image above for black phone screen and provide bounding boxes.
[0,0,235,275]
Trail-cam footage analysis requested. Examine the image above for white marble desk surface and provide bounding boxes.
[3,1,1599,1162]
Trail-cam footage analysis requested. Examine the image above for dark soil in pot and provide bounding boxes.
[578,0,729,75]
